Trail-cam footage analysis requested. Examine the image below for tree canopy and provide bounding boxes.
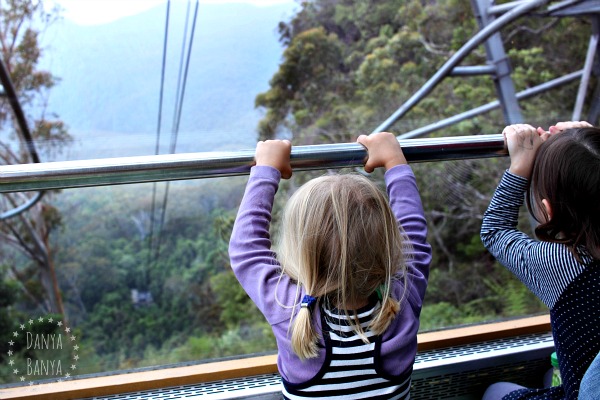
[255,0,591,327]
[257,0,590,144]
[0,0,71,317]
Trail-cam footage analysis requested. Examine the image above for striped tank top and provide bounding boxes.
[282,298,412,399]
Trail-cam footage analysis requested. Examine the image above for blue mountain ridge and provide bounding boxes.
[40,2,296,160]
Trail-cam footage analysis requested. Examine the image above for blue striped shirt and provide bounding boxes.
[481,171,600,399]
[480,171,594,309]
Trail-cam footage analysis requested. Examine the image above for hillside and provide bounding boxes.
[40,2,296,159]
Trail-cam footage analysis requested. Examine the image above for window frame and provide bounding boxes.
[0,314,551,400]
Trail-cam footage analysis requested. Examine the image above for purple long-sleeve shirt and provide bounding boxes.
[229,164,431,384]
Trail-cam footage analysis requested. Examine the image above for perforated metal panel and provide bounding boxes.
[84,374,282,400]
[82,332,555,400]
[411,358,550,400]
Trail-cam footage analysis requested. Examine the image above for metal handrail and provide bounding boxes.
[0,134,506,192]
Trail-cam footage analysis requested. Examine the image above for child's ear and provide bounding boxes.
[542,199,553,221]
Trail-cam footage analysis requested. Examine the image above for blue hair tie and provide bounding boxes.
[301,295,317,310]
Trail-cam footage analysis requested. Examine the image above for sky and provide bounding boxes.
[49,0,294,26]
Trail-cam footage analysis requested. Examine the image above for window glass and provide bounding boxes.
[0,0,592,386]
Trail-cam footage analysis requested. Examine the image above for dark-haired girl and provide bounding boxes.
[481,121,600,400]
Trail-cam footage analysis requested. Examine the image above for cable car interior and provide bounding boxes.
[1,0,598,399]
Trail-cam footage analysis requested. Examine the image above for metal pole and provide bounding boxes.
[572,16,599,121]
[0,56,46,218]
[472,0,524,124]
[488,0,530,15]
[399,70,583,139]
[450,66,497,76]
[0,135,506,193]
[371,0,548,133]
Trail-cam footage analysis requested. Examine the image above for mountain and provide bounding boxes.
[40,2,296,160]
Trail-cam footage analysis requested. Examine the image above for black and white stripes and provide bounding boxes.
[282,300,412,399]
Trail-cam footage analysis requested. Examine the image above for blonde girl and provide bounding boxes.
[229,132,431,399]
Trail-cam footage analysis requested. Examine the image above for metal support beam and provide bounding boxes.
[399,70,583,139]
[472,0,524,123]
[451,66,498,76]
[0,57,45,219]
[372,0,547,133]
[0,135,507,193]
[573,15,600,120]
[488,1,531,15]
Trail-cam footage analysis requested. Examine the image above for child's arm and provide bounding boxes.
[357,132,431,303]
[481,121,592,308]
[228,140,296,326]
[482,123,551,298]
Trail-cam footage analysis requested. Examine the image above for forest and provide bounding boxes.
[0,0,594,384]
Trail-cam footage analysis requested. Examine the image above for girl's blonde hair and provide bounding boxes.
[276,173,409,360]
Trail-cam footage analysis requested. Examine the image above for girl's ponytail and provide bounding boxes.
[369,284,401,335]
[291,295,319,360]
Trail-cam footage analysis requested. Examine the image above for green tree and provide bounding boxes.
[255,0,591,325]
[0,0,71,316]
[258,0,590,141]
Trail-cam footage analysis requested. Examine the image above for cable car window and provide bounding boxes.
[0,0,594,385]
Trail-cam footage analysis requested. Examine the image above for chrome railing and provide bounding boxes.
[0,134,506,192]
